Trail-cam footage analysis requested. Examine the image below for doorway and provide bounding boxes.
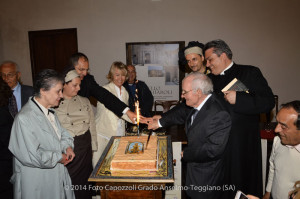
[28,28,78,81]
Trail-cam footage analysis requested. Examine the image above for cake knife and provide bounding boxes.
[145,130,152,149]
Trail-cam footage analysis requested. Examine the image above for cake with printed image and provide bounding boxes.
[110,136,158,173]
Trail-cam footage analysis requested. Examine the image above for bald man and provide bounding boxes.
[0,61,34,112]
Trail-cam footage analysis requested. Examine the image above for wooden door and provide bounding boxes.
[28,28,78,81]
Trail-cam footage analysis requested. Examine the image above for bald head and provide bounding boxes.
[0,61,21,89]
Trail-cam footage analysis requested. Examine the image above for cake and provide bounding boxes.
[110,136,158,173]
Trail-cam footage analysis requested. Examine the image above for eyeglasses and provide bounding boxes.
[1,72,17,79]
[181,89,194,96]
[76,67,89,72]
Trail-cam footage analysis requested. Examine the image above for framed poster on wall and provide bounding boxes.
[126,41,185,102]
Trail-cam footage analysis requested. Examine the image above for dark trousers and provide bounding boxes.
[67,130,93,199]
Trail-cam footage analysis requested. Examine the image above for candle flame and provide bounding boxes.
[135,101,140,125]
[135,89,138,99]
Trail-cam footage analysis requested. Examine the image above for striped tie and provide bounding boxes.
[9,94,18,117]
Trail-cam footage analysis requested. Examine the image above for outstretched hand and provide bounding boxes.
[126,110,137,123]
[140,115,162,130]
[139,116,153,124]
[140,115,162,124]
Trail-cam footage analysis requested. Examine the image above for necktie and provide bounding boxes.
[191,109,199,125]
[187,109,199,129]
[9,94,18,118]
[48,109,55,115]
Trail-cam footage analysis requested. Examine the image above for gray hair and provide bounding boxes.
[203,39,233,60]
[33,69,64,97]
[186,72,213,95]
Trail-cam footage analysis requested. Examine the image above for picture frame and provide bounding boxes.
[126,41,185,101]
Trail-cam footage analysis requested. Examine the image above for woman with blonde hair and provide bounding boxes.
[92,61,131,167]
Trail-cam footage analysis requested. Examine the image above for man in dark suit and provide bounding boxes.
[147,73,231,198]
[0,61,34,114]
[67,53,136,122]
[204,39,275,198]
[123,65,154,117]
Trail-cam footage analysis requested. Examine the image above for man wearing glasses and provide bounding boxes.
[0,61,34,115]
[145,73,231,199]
[67,52,136,123]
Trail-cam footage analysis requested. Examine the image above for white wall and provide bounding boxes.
[1,0,299,105]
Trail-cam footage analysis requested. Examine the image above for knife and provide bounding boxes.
[145,130,152,149]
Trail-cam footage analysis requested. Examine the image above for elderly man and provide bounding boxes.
[263,101,300,199]
[148,73,231,199]
[0,61,34,117]
[204,39,275,198]
[67,53,136,123]
[123,65,154,117]
[179,41,210,74]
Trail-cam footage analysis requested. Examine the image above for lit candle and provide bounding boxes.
[135,88,138,101]
[135,101,140,136]
[135,87,140,136]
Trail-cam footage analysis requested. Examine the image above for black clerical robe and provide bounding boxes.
[208,63,275,198]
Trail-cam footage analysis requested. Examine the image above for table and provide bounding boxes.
[89,135,174,199]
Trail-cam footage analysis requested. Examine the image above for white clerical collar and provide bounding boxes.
[33,97,50,116]
[195,94,212,111]
[220,62,234,75]
[286,144,300,153]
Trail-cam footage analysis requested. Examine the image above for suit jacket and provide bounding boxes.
[123,80,154,117]
[160,94,231,199]
[208,63,275,198]
[20,85,34,107]
[8,98,75,199]
[78,74,127,117]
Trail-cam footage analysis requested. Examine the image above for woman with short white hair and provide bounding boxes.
[9,69,75,199]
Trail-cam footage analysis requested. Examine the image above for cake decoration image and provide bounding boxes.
[110,136,158,173]
[126,142,144,154]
